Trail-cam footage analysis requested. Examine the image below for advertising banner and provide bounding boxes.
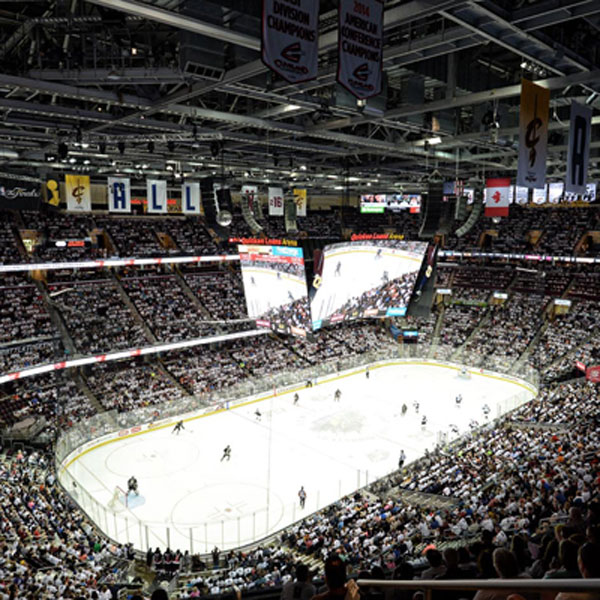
[337,0,384,99]
[146,179,167,214]
[0,178,41,210]
[261,0,319,84]
[181,182,201,215]
[565,101,592,195]
[65,174,92,212]
[293,188,307,217]
[517,79,550,189]
[107,177,131,213]
[484,177,511,217]
[586,365,600,383]
[268,187,284,216]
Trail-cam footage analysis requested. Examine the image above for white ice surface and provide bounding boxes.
[64,364,534,552]
[241,268,307,317]
[311,246,423,322]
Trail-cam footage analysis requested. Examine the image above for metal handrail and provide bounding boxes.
[356,578,600,591]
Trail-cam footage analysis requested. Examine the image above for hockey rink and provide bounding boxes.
[311,244,425,322]
[241,267,307,316]
[61,363,535,553]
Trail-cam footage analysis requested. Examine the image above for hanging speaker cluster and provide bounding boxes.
[455,189,484,238]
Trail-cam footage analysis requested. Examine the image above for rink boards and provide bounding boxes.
[58,359,537,553]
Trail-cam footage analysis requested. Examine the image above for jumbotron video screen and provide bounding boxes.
[310,239,429,330]
[238,244,311,336]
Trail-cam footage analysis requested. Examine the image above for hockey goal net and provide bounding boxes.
[108,485,128,511]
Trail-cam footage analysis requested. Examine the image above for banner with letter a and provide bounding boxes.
[337,0,384,99]
[484,178,511,217]
[262,0,319,84]
[146,179,167,214]
[268,187,284,216]
[65,174,91,212]
[565,101,592,195]
[108,177,131,213]
[517,79,550,189]
[181,182,201,215]
[293,188,307,217]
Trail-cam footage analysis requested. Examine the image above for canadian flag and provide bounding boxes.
[484,178,511,217]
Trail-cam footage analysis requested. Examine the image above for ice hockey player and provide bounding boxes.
[298,486,307,509]
[455,394,462,407]
[482,404,491,418]
[375,248,383,259]
[172,420,185,434]
[334,389,341,402]
[401,403,408,416]
[335,261,341,276]
[288,291,294,302]
[450,424,460,435]
[127,475,139,496]
[365,366,370,379]
[255,409,262,421]
[221,445,232,462]
[413,400,420,413]
[293,393,299,405]
[421,415,427,427]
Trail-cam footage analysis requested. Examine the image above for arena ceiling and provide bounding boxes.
[0,0,599,193]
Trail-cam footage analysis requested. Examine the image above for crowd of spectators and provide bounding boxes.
[48,279,149,354]
[86,360,187,412]
[121,274,216,342]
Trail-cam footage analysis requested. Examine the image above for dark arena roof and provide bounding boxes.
[0,1,599,599]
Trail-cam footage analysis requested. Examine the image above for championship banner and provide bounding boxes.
[146,179,167,214]
[268,187,284,216]
[484,178,511,217]
[337,0,384,100]
[108,177,131,213]
[181,182,201,215]
[261,0,319,84]
[565,101,592,195]
[517,79,550,189]
[0,178,41,210]
[293,188,307,217]
[46,179,60,207]
[65,174,91,212]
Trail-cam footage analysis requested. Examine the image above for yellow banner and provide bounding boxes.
[293,188,307,217]
[46,179,60,206]
[65,174,91,212]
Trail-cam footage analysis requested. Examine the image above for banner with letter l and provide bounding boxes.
[181,182,201,214]
[262,0,319,84]
[337,0,384,99]
[268,187,284,216]
[65,174,92,212]
[565,101,592,195]
[108,177,131,213]
[146,179,167,214]
[517,79,550,189]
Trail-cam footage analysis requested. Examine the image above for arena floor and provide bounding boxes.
[63,363,535,553]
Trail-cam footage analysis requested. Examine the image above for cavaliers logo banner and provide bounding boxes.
[565,101,592,195]
[108,177,131,213]
[337,0,383,100]
[517,79,550,189]
[293,188,307,217]
[65,174,91,212]
[262,0,319,84]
